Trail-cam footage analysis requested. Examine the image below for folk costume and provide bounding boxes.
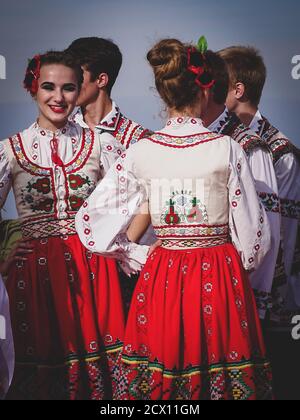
[76,117,273,400]
[0,121,126,400]
[209,109,281,318]
[73,102,156,314]
[250,111,300,324]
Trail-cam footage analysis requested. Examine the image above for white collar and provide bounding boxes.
[159,117,208,136]
[71,101,121,132]
[32,120,73,139]
[208,107,230,133]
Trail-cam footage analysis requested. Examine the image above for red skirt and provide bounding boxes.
[116,244,273,400]
[5,234,125,400]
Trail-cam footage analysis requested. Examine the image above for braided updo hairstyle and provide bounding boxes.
[147,39,202,111]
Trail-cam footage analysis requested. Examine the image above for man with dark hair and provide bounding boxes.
[67,37,155,314]
[201,50,280,320]
[67,37,150,148]
[219,46,300,325]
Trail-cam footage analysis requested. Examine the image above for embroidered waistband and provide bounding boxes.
[21,218,77,239]
[154,223,229,240]
[161,237,229,250]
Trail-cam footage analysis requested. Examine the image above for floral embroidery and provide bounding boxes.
[161,191,208,226]
[164,199,180,225]
[31,198,54,213]
[69,174,91,191]
[204,305,213,315]
[26,177,51,194]
[231,188,242,209]
[202,262,211,271]
[69,196,85,211]
[258,192,280,214]
[204,283,213,293]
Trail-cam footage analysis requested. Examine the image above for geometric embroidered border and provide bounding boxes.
[258,192,280,213]
[22,218,77,239]
[280,198,300,219]
[154,223,229,239]
[161,237,229,249]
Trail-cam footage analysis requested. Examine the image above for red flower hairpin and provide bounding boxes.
[23,55,42,95]
[187,36,215,90]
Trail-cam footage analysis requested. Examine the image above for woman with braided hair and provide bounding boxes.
[76,38,273,400]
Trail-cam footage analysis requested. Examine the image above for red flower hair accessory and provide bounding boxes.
[23,55,42,96]
[187,36,215,90]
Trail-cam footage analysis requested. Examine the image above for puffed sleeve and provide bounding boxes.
[0,142,12,209]
[247,148,281,316]
[75,147,150,275]
[98,132,126,177]
[276,153,300,276]
[0,274,14,399]
[228,140,271,271]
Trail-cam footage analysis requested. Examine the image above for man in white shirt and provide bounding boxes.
[200,50,280,319]
[218,46,300,325]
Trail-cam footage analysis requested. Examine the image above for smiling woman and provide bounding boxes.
[23,52,83,132]
[0,50,127,400]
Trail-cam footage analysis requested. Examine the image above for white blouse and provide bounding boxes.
[76,118,271,275]
[0,121,125,215]
[0,274,14,399]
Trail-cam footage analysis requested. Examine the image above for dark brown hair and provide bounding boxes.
[147,38,202,111]
[205,51,229,105]
[66,37,122,95]
[24,51,83,96]
[218,46,266,107]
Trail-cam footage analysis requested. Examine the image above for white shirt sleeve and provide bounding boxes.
[228,140,271,272]
[98,132,126,177]
[75,147,150,275]
[0,274,14,399]
[247,148,281,317]
[0,142,12,209]
[276,153,300,309]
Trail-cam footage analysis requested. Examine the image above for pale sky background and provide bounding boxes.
[0,0,299,218]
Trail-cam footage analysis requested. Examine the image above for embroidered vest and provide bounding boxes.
[3,128,101,238]
[131,132,231,249]
[218,113,269,155]
[112,114,152,149]
[258,117,300,164]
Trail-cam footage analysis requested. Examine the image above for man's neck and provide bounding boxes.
[201,103,226,128]
[233,102,258,127]
[81,94,113,130]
